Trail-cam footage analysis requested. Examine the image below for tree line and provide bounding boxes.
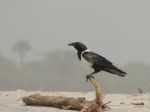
[0,39,150,93]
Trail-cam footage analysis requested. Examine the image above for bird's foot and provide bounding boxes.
[86,75,94,82]
[86,75,90,82]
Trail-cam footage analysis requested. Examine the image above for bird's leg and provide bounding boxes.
[86,71,98,82]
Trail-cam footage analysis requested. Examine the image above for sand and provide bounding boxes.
[0,91,150,112]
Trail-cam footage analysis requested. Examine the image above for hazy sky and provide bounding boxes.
[0,0,150,65]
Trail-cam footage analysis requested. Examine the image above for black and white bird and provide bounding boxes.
[68,42,127,80]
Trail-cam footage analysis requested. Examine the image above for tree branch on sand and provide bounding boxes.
[22,76,107,112]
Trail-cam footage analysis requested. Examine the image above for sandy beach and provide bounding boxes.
[0,91,149,112]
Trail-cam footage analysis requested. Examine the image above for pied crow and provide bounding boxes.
[68,42,127,80]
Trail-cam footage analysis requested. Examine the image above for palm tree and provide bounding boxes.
[12,39,31,67]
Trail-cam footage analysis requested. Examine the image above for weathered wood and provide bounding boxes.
[80,76,104,112]
[22,76,105,112]
[22,93,90,110]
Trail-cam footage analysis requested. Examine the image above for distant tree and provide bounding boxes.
[12,39,31,67]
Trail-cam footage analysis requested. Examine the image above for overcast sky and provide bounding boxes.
[0,0,150,65]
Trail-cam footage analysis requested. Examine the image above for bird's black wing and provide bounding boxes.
[82,51,113,67]
[82,51,127,77]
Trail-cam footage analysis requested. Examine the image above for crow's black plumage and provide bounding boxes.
[68,42,127,80]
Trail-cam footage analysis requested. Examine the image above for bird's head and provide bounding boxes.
[68,42,87,52]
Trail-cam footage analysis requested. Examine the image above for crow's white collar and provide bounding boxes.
[81,49,90,55]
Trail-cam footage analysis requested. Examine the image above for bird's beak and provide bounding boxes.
[68,43,75,46]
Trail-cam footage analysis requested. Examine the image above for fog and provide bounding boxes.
[0,0,150,93]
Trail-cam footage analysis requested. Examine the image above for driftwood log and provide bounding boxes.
[22,76,105,112]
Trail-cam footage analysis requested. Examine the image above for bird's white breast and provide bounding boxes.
[80,50,93,67]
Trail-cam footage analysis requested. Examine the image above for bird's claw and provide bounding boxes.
[86,75,93,82]
[86,75,89,82]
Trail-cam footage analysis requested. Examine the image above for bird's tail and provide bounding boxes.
[104,66,127,77]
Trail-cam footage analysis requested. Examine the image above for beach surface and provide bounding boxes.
[0,91,150,112]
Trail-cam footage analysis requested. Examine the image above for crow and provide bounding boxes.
[68,42,127,80]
